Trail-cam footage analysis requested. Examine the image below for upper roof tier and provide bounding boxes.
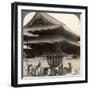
[23,12,80,42]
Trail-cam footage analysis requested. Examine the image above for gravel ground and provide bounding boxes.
[23,56,80,77]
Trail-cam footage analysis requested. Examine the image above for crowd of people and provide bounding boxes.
[26,61,72,77]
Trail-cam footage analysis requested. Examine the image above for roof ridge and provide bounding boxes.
[40,13,65,26]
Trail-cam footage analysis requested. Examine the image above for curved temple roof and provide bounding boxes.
[23,12,80,42]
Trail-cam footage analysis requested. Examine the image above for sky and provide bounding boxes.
[23,12,80,36]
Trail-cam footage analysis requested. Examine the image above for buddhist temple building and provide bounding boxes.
[23,12,80,60]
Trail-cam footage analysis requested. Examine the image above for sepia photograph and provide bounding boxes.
[22,11,80,78]
[11,2,87,87]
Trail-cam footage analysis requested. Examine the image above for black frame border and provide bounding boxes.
[11,2,88,87]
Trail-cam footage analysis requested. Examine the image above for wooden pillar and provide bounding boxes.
[26,40,28,58]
